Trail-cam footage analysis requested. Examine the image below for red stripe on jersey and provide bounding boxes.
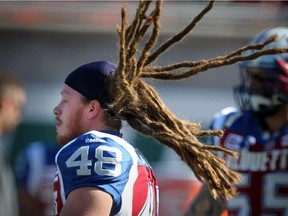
[133,165,158,216]
[53,172,63,216]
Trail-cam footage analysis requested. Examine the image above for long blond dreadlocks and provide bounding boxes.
[106,0,288,200]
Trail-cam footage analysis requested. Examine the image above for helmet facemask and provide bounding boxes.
[234,58,288,116]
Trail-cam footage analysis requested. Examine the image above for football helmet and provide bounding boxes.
[234,27,288,116]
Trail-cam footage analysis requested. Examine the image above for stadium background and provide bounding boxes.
[0,1,286,215]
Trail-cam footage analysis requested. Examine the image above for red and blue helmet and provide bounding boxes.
[234,27,288,115]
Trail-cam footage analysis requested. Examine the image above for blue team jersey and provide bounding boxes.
[15,141,59,216]
[53,130,159,216]
[210,107,288,216]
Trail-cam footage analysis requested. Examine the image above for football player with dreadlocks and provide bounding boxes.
[185,27,288,216]
[51,0,288,214]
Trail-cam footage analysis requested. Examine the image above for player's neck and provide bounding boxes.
[264,104,288,133]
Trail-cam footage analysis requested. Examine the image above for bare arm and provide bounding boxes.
[184,184,225,216]
[60,187,113,216]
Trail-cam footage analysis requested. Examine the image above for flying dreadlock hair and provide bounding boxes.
[106,0,288,200]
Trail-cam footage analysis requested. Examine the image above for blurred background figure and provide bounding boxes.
[14,141,59,216]
[0,73,26,216]
[185,27,288,216]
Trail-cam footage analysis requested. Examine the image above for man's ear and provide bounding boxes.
[87,100,101,119]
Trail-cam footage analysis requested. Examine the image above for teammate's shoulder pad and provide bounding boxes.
[211,107,240,130]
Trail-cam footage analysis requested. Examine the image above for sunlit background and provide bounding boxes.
[1,1,287,215]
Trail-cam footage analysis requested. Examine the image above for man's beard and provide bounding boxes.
[56,111,85,146]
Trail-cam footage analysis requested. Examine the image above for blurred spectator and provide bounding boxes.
[15,141,59,216]
[0,73,26,216]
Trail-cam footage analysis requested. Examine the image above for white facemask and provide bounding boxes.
[250,94,283,112]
